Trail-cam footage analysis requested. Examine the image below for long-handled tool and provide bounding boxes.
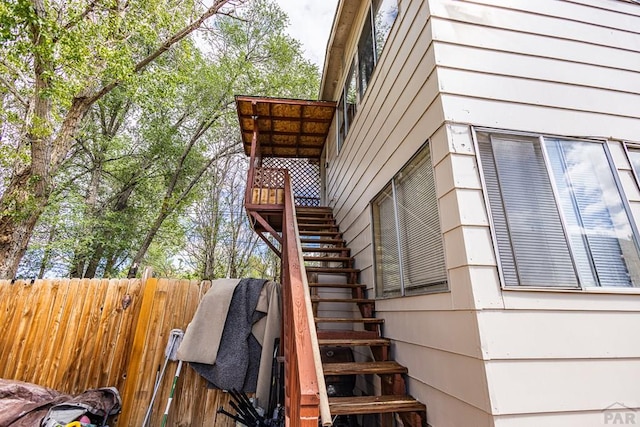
[141,329,184,427]
[160,357,183,427]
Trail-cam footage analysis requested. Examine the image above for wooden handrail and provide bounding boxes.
[243,138,329,424]
[282,173,331,427]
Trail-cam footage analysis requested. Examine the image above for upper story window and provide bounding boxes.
[476,130,640,289]
[337,0,398,153]
[625,144,640,180]
[372,143,447,297]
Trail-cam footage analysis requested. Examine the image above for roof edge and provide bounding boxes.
[319,0,364,101]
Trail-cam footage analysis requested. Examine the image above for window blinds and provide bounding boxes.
[395,148,447,293]
[372,144,447,297]
[373,186,402,297]
[478,131,640,288]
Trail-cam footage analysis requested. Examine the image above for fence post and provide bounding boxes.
[118,275,158,425]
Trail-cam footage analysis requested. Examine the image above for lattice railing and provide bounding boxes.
[262,158,321,207]
[250,167,286,205]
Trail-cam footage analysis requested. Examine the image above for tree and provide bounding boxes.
[0,0,242,278]
[10,0,321,279]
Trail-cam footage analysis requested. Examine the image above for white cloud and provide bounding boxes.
[275,0,339,67]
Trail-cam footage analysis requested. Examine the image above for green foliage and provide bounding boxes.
[15,0,322,279]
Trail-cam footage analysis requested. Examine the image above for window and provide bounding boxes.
[337,60,358,152]
[626,144,640,181]
[336,93,345,153]
[372,144,447,297]
[477,131,640,288]
[374,0,397,60]
[336,0,397,153]
[357,10,375,100]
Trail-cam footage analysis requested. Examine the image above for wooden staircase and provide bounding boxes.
[297,206,427,427]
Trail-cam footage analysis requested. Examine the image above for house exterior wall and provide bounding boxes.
[429,1,640,425]
[323,0,493,425]
[322,0,640,426]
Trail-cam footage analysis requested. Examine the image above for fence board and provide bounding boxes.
[0,278,237,426]
[2,280,31,379]
[76,278,110,392]
[8,281,41,381]
[19,280,54,384]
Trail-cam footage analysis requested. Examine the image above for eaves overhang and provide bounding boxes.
[319,0,364,101]
[235,95,337,159]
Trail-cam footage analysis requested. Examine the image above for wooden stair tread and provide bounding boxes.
[309,282,367,288]
[298,221,338,230]
[296,207,333,212]
[301,247,350,253]
[308,282,365,288]
[322,361,407,375]
[304,256,352,262]
[315,317,383,323]
[299,230,343,236]
[328,395,425,415]
[311,297,372,303]
[305,267,360,273]
[299,238,344,244]
[318,338,390,347]
[317,330,380,339]
[298,223,338,229]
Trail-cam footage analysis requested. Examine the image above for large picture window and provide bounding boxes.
[372,144,447,297]
[476,131,640,288]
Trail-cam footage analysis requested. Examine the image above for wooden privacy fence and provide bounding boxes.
[0,277,236,426]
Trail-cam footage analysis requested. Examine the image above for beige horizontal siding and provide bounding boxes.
[323,0,640,425]
[430,1,640,423]
[438,68,640,118]
[391,340,491,412]
[478,310,640,359]
[486,359,640,414]
[378,310,483,358]
[493,410,630,427]
[429,0,640,51]
[412,380,494,427]
[434,43,640,95]
[327,0,439,223]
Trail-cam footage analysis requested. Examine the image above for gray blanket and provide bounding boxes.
[190,278,267,393]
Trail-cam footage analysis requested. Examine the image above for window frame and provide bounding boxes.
[370,141,449,298]
[335,0,398,155]
[623,142,640,190]
[473,127,640,291]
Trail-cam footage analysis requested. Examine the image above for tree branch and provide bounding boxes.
[51,0,239,172]
[87,0,239,105]
[62,0,100,32]
[0,75,29,108]
[175,142,242,206]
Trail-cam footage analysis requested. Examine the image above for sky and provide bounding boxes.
[276,0,340,68]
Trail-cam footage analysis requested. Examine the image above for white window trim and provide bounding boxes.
[623,141,640,190]
[472,127,640,294]
[370,141,449,299]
